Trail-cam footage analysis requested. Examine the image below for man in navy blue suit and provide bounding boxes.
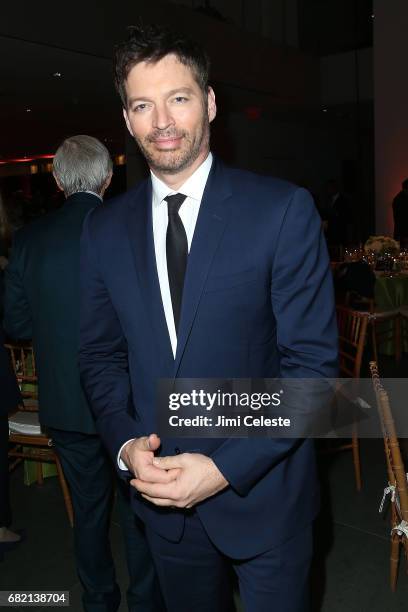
[79,24,338,612]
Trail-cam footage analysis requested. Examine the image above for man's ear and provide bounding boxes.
[99,171,112,198]
[207,87,217,124]
[123,108,134,137]
[53,172,63,192]
[104,171,113,191]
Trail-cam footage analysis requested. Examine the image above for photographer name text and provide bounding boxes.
[168,415,291,428]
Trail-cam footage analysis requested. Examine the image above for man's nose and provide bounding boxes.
[152,104,174,130]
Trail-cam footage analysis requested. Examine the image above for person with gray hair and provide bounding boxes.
[53,135,113,198]
[4,135,163,611]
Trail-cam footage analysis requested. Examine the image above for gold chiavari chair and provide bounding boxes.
[370,361,408,591]
[345,291,400,363]
[331,306,369,490]
[6,342,73,526]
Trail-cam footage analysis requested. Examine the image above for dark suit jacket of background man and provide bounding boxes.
[79,157,338,560]
[4,192,97,433]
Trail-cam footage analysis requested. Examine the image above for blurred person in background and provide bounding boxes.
[4,135,162,612]
[393,178,408,244]
[322,179,352,248]
[0,191,14,316]
[7,191,26,231]
[0,191,22,552]
[0,327,22,552]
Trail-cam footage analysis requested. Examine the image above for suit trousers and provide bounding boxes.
[0,414,11,527]
[115,481,165,612]
[48,428,120,612]
[146,510,312,612]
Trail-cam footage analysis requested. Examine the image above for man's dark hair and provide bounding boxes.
[114,24,210,108]
[402,178,408,190]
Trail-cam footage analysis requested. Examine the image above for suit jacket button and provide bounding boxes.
[174,447,181,454]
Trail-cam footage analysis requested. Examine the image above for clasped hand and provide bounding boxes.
[121,433,228,508]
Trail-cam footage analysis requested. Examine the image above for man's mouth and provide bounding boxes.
[151,136,183,149]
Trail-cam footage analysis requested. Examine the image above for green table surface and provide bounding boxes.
[375,272,408,355]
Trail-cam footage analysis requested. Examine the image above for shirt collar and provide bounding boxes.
[83,190,103,202]
[151,152,213,207]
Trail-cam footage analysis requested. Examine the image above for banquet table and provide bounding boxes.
[375,272,408,355]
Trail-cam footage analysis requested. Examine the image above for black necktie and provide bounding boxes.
[165,193,188,333]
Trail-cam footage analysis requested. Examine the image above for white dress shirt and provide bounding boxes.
[118,152,213,468]
[151,152,213,357]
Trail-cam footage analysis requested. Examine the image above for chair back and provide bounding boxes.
[336,306,369,378]
[5,342,74,526]
[370,361,408,523]
[345,290,374,313]
[4,342,38,406]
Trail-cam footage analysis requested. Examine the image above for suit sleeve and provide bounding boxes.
[3,233,32,339]
[211,187,338,496]
[78,211,143,472]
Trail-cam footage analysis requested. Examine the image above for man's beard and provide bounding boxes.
[135,116,209,175]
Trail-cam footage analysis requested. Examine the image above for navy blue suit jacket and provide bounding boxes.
[79,158,338,558]
[4,193,99,433]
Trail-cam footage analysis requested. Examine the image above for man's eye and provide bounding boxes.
[174,96,188,103]
[133,103,148,112]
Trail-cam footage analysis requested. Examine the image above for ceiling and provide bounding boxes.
[0,0,377,164]
[0,32,325,164]
[0,26,371,165]
[0,35,126,161]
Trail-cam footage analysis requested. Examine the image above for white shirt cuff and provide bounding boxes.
[117,439,136,471]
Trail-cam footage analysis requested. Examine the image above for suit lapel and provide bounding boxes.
[125,181,174,371]
[174,159,233,374]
